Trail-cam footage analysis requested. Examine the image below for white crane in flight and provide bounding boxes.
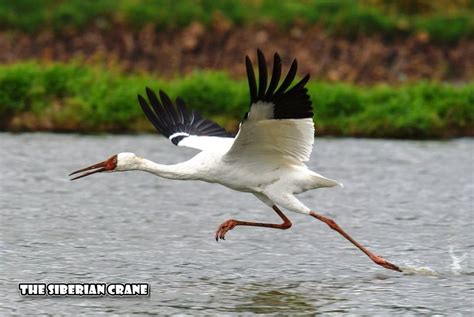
[70,50,401,272]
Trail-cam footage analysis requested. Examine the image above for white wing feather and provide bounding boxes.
[177,135,234,152]
[224,118,314,163]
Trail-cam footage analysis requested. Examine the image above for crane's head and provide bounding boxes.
[69,152,139,180]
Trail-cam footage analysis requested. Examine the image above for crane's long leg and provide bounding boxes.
[309,211,401,272]
[215,206,291,241]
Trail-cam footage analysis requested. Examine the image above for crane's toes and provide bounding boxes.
[215,219,237,241]
[371,255,402,272]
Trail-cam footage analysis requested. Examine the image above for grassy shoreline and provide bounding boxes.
[0,62,472,138]
[0,0,473,44]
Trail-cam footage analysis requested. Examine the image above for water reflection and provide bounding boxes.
[234,288,318,314]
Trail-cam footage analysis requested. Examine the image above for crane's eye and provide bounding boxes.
[105,155,118,170]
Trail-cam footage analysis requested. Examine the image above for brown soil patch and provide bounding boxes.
[0,23,472,83]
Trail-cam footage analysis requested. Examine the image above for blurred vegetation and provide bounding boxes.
[0,0,473,44]
[0,62,472,138]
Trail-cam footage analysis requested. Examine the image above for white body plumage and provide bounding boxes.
[116,116,341,215]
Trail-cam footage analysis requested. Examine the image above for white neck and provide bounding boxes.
[129,158,196,180]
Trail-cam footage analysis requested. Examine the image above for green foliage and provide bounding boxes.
[0,0,46,32]
[0,63,40,115]
[0,0,113,32]
[0,62,472,138]
[173,72,247,116]
[49,0,115,31]
[415,14,474,44]
[311,83,364,119]
[314,82,474,137]
[299,0,398,38]
[0,0,472,43]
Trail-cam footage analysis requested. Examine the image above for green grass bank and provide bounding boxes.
[1,0,473,44]
[0,62,472,138]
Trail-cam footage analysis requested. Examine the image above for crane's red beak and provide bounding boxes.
[69,155,118,180]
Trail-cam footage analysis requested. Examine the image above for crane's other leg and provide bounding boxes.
[266,193,401,272]
[309,210,401,272]
[215,194,292,241]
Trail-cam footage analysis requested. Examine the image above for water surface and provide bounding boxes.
[1,133,473,315]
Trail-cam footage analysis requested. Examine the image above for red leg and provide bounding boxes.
[215,206,292,241]
[310,211,401,272]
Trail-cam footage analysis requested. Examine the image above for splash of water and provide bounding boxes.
[397,246,469,276]
[400,265,439,276]
[449,245,468,275]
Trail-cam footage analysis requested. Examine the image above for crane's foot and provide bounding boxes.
[215,219,238,241]
[370,254,402,272]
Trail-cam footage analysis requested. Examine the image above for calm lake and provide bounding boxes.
[1,133,472,315]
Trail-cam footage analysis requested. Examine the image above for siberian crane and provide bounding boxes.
[70,50,401,272]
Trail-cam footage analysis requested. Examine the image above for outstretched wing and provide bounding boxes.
[224,50,314,163]
[138,88,233,151]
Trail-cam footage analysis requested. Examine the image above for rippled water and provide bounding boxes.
[1,133,473,315]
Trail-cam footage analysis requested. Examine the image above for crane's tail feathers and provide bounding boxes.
[312,174,343,188]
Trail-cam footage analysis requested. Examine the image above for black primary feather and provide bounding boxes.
[256,49,267,100]
[245,56,257,104]
[138,88,230,145]
[265,53,282,99]
[245,50,313,120]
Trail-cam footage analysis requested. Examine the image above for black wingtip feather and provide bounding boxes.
[138,94,163,133]
[245,56,257,103]
[274,59,298,97]
[138,88,230,144]
[256,49,267,100]
[265,53,282,100]
[245,51,313,120]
